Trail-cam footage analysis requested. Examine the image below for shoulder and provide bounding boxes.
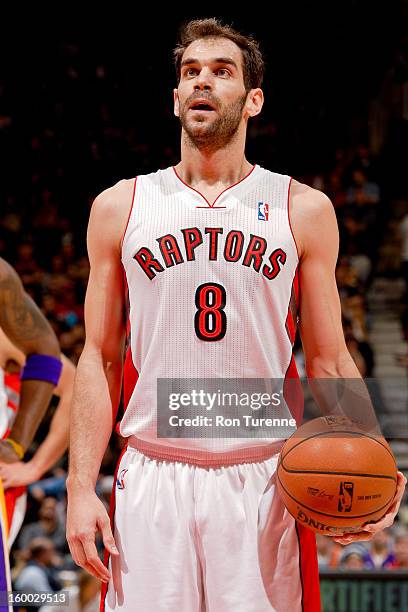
[290,179,334,218]
[90,178,136,221]
[289,179,338,258]
[88,178,137,252]
[0,257,18,284]
[0,259,25,304]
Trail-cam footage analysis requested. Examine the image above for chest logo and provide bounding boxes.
[258,202,269,221]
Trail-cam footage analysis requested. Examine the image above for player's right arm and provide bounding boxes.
[66,179,134,582]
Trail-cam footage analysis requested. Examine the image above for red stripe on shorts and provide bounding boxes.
[4,486,26,532]
[295,522,321,612]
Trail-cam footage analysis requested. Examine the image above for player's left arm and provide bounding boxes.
[0,354,75,488]
[290,180,406,543]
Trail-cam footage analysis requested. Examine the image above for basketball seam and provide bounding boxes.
[279,467,396,480]
[281,429,396,465]
[277,472,396,520]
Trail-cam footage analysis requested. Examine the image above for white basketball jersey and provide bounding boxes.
[120,164,302,466]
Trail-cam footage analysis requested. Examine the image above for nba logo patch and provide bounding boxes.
[258,202,269,221]
[338,481,354,512]
[116,468,128,490]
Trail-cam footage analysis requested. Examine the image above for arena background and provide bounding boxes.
[1,4,408,610]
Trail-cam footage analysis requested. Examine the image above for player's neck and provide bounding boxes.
[177,135,252,189]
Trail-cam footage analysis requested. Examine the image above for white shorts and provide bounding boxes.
[101,446,320,612]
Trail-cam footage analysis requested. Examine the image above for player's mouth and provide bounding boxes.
[189,100,216,113]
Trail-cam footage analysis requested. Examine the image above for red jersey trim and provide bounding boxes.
[116,269,139,430]
[283,265,303,425]
[285,265,300,345]
[120,177,137,251]
[287,177,301,260]
[295,522,321,612]
[172,164,257,208]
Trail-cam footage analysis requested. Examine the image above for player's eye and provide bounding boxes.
[185,68,198,77]
[216,68,231,77]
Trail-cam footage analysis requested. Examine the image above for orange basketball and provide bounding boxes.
[276,416,398,536]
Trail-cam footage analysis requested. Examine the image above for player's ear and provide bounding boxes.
[173,89,180,117]
[245,88,264,118]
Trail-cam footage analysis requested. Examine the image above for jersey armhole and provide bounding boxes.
[287,176,301,261]
[120,176,138,252]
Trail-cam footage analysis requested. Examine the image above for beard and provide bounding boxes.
[179,92,247,151]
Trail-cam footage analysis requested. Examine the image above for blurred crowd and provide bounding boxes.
[1,36,407,607]
[317,525,408,570]
[291,145,386,380]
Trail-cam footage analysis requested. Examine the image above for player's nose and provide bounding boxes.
[193,67,213,90]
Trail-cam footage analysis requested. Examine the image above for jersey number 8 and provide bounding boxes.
[194,283,227,342]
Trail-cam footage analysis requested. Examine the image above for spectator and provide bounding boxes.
[54,287,83,329]
[343,168,381,258]
[336,257,368,342]
[76,571,101,612]
[316,534,341,569]
[13,242,44,302]
[327,171,347,209]
[385,528,408,569]
[368,529,395,568]
[339,543,372,569]
[345,332,367,377]
[346,168,380,207]
[28,470,68,502]
[97,475,114,513]
[341,552,366,570]
[18,496,67,556]
[345,242,372,286]
[352,144,378,178]
[343,317,375,377]
[14,537,62,600]
[41,570,101,612]
[400,213,408,295]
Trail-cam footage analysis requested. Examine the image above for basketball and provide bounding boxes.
[277,416,398,536]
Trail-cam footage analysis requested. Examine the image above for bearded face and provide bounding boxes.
[174,38,254,152]
[178,90,247,150]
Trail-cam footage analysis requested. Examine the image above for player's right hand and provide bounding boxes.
[66,489,119,582]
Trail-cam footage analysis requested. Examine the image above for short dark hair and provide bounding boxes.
[173,18,264,91]
[28,537,53,560]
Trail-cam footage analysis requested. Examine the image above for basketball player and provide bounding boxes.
[66,19,406,612]
[0,327,75,546]
[0,257,63,609]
